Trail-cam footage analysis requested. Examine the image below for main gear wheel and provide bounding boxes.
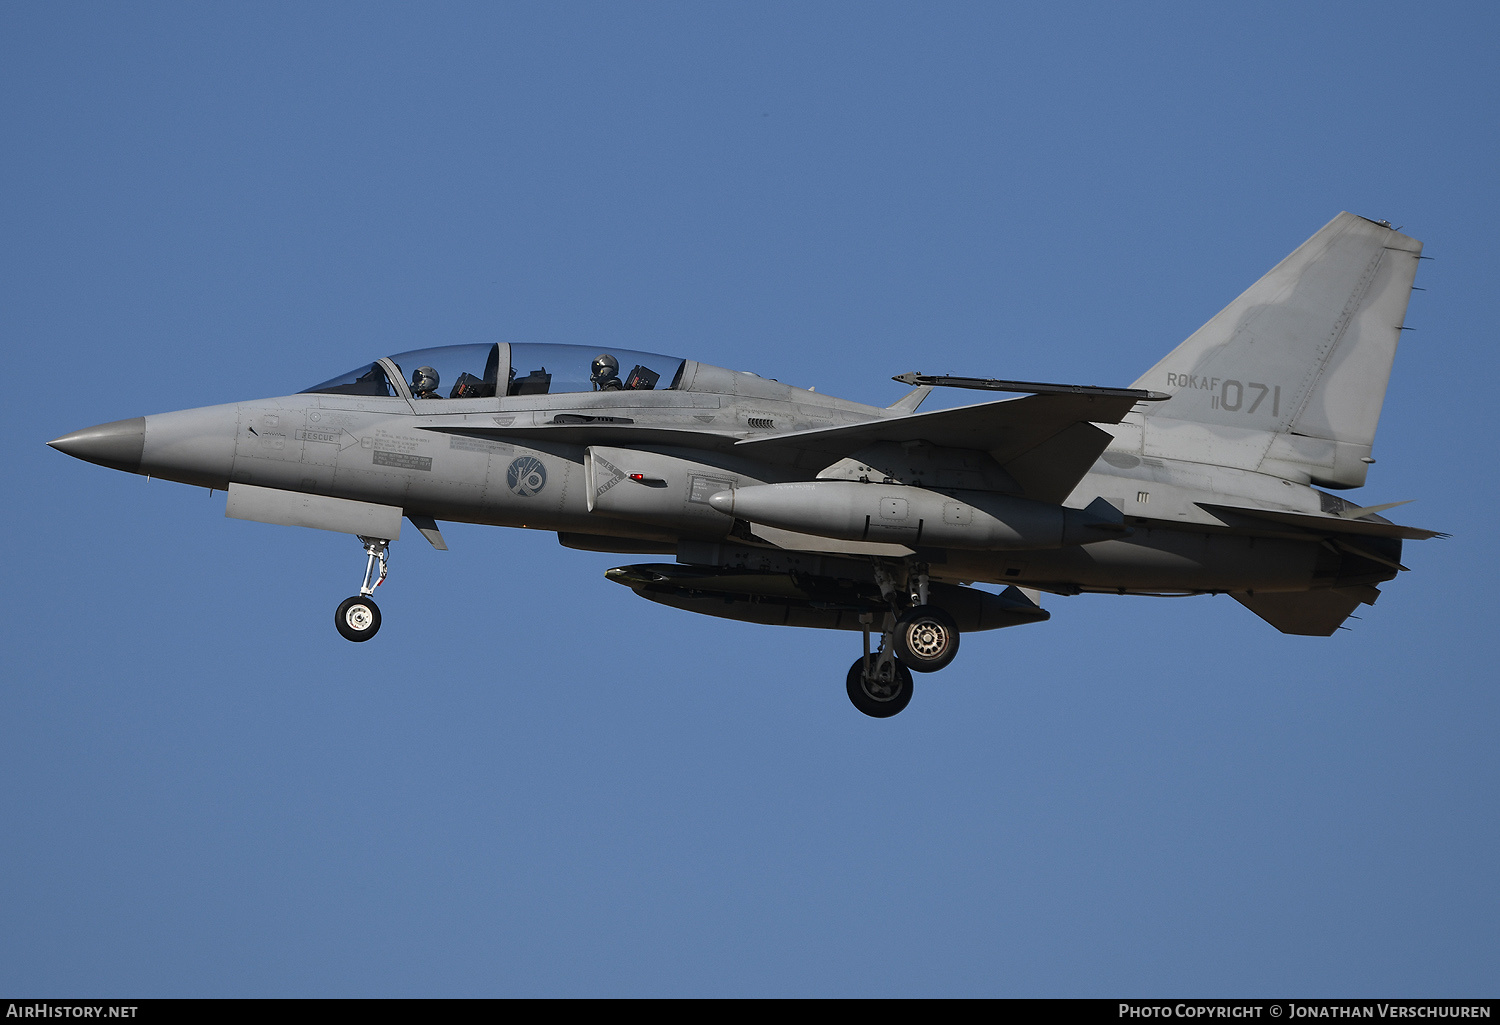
[891,606,960,673]
[846,655,914,717]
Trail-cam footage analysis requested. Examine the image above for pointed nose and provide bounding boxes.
[48,417,146,474]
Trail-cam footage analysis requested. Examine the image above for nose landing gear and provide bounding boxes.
[335,535,389,642]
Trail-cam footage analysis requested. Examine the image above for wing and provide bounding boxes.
[736,392,1143,503]
[417,392,1145,503]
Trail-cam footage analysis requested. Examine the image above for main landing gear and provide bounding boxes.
[845,560,962,717]
[847,642,913,718]
[335,535,389,642]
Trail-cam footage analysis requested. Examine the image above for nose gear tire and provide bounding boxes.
[336,595,381,642]
[846,656,914,718]
[892,606,959,673]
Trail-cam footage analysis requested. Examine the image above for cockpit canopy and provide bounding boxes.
[388,344,501,400]
[506,343,685,396]
[301,343,686,399]
[302,359,400,397]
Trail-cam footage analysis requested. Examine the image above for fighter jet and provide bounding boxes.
[50,212,1441,716]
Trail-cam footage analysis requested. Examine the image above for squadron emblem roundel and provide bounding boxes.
[506,456,547,498]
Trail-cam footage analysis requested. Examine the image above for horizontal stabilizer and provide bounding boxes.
[1233,586,1379,636]
[1199,502,1444,540]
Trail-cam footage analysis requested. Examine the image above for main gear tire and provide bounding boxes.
[892,606,959,673]
[335,595,381,642]
[846,656,914,718]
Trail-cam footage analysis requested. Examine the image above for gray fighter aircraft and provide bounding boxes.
[50,212,1441,716]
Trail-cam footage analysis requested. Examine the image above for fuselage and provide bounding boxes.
[79,346,1388,601]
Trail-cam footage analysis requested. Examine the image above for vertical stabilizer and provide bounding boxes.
[1131,213,1422,488]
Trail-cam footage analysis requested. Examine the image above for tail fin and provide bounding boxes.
[1131,213,1422,488]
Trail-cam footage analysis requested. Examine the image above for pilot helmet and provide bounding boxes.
[412,366,440,394]
[590,353,619,383]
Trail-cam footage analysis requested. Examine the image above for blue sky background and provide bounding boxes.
[3,1,1497,997]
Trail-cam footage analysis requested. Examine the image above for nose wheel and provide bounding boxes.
[335,535,390,642]
[335,594,381,641]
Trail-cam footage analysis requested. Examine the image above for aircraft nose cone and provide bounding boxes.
[707,490,735,515]
[48,417,146,473]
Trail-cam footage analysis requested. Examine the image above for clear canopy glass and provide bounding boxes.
[300,361,396,397]
[507,343,683,396]
[385,344,500,400]
[302,342,683,400]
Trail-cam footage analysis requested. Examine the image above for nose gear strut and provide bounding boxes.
[335,535,392,642]
[358,535,389,596]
